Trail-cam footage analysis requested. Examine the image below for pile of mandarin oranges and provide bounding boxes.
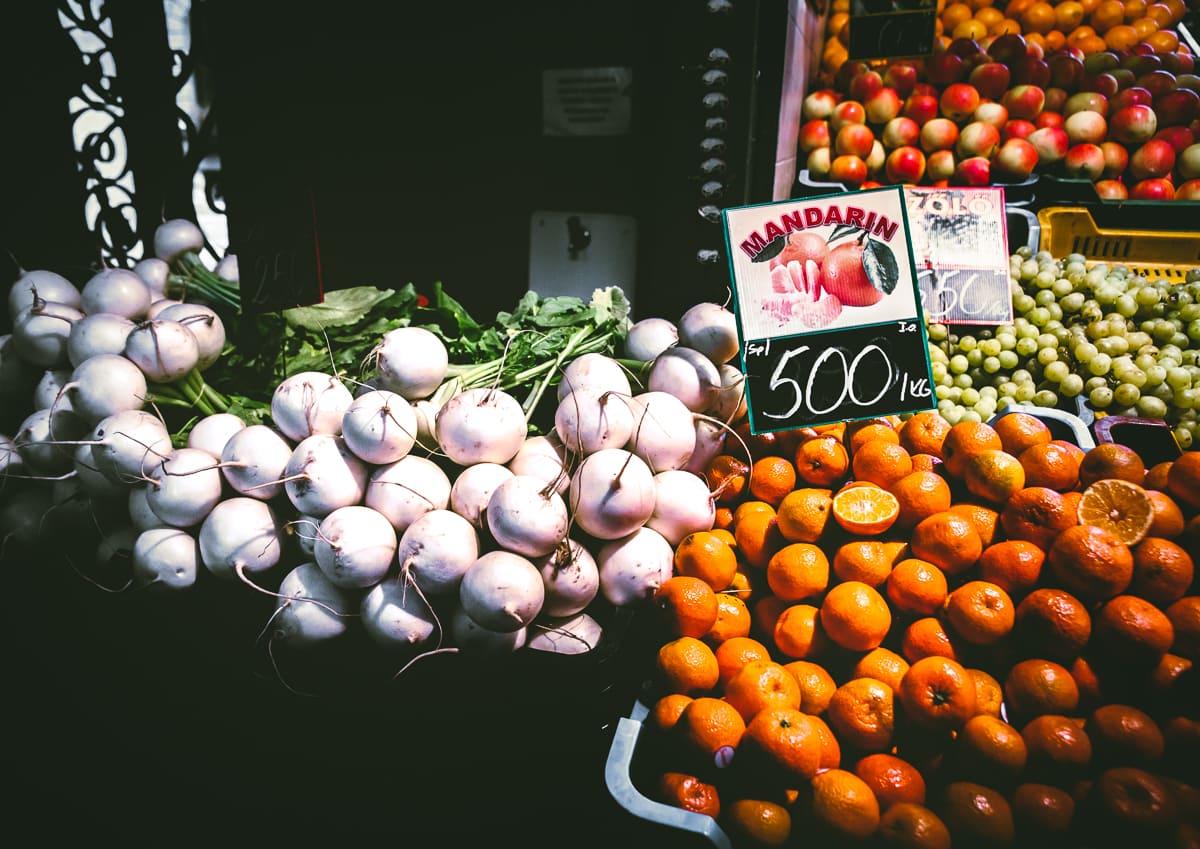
[640,409,1200,848]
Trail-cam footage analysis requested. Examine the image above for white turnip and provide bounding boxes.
[486,474,569,558]
[133,257,170,296]
[340,389,416,465]
[625,390,696,472]
[535,538,600,618]
[678,301,740,366]
[269,562,357,647]
[80,268,152,319]
[33,369,73,411]
[283,433,368,518]
[365,454,451,533]
[372,326,449,401]
[525,612,604,655]
[646,346,721,413]
[8,269,81,317]
[435,386,526,466]
[155,303,226,370]
[220,424,293,500]
[146,298,183,320]
[507,433,571,496]
[186,412,246,459]
[709,363,748,423]
[153,218,205,263]
[83,408,173,484]
[66,312,136,367]
[568,447,656,540]
[145,447,224,528]
[313,504,398,589]
[0,433,23,478]
[131,527,199,589]
[128,483,168,531]
[123,319,200,383]
[271,371,354,442]
[198,496,283,582]
[645,469,717,547]
[214,253,238,283]
[12,300,83,368]
[448,461,513,529]
[360,577,438,649]
[555,352,632,402]
[623,316,678,363]
[14,407,87,475]
[554,385,635,456]
[396,508,480,596]
[459,549,545,633]
[448,605,526,655]
[596,525,675,606]
[72,443,129,499]
[61,353,148,424]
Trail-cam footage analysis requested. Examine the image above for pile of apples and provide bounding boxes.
[801,29,1200,200]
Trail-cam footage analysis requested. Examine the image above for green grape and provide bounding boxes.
[1144,364,1167,386]
[958,335,977,352]
[1020,260,1040,280]
[1037,347,1058,366]
[1116,294,1138,317]
[1035,289,1057,307]
[1085,376,1108,393]
[1150,383,1175,403]
[931,362,947,382]
[975,398,997,418]
[961,388,980,406]
[1017,323,1040,339]
[944,406,964,425]
[997,333,1017,351]
[949,354,969,374]
[936,384,956,400]
[1051,278,1074,298]
[1135,286,1161,307]
[980,386,998,398]
[1180,304,1200,323]
[1015,382,1036,402]
[998,350,1019,369]
[929,345,949,364]
[937,398,955,413]
[1170,332,1190,349]
[1016,337,1038,358]
[1074,342,1098,363]
[1183,350,1200,367]
[1089,386,1113,408]
[1028,307,1052,327]
[1012,368,1033,384]
[1114,383,1141,406]
[1051,326,1072,345]
[998,380,1018,397]
[954,373,973,389]
[1043,361,1070,383]
[982,356,1002,374]
[1060,373,1084,397]
[1060,292,1086,313]
[966,349,984,368]
[1174,426,1193,449]
[1127,332,1152,350]
[927,323,949,342]
[979,339,1002,357]
[1174,389,1196,410]
[960,409,982,423]
[1167,367,1191,389]
[1136,396,1168,418]
[1088,353,1112,376]
[1033,389,1058,407]
[1014,293,1037,314]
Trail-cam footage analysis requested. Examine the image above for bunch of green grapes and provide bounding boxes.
[927,247,1200,448]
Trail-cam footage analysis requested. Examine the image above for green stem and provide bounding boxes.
[521,325,594,418]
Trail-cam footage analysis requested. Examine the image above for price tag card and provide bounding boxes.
[723,186,935,433]
[848,0,939,60]
[904,186,1013,326]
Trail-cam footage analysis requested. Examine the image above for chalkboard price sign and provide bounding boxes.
[723,186,936,432]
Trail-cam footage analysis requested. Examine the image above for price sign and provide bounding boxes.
[905,186,1013,326]
[723,186,935,433]
[847,0,938,61]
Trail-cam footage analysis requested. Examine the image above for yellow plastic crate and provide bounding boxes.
[1036,206,1200,284]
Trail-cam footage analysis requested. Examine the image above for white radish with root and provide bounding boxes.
[646,346,721,413]
[72,443,130,498]
[12,301,84,368]
[365,454,451,534]
[80,268,152,319]
[371,325,449,401]
[219,424,293,500]
[396,508,480,596]
[270,371,354,442]
[128,484,169,531]
[526,612,604,655]
[154,303,226,371]
[146,299,184,320]
[535,538,600,618]
[153,217,205,262]
[683,417,728,478]
[623,317,679,363]
[131,527,200,590]
[709,363,749,423]
[507,433,572,496]
[15,407,87,475]
[459,549,545,633]
[449,605,526,655]
[677,301,741,366]
[646,469,717,547]
[340,388,417,465]
[555,352,632,402]
[486,474,569,559]
[187,412,247,459]
[554,385,635,456]
[82,409,174,484]
[568,447,657,540]
[435,386,527,466]
[361,577,439,649]
[266,562,358,648]
[289,514,322,559]
[198,497,283,585]
[66,312,136,367]
[625,391,697,472]
[448,462,513,529]
[59,353,148,425]
[133,257,170,296]
[596,525,675,607]
[145,447,224,528]
[282,433,368,518]
[34,369,73,411]
[123,319,200,383]
[313,505,398,589]
[9,269,81,316]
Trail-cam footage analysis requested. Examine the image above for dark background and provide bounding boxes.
[1,2,788,845]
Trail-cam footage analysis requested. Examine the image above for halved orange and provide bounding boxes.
[832,484,900,536]
[1077,478,1154,545]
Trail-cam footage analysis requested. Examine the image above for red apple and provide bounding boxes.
[1013,54,1052,88]
[1002,119,1037,141]
[1109,86,1154,112]
[926,52,967,86]
[1081,73,1120,98]
[1155,88,1200,127]
[821,240,883,307]
[884,62,920,98]
[1044,87,1069,113]
[1048,52,1086,91]
[882,116,922,149]
[865,87,904,125]
[1064,91,1109,117]
[1110,104,1159,144]
[940,83,982,123]
[1178,143,1200,180]
[903,93,940,125]
[830,100,867,134]
[911,83,939,99]
[957,120,1001,158]
[1154,126,1196,154]
[807,147,832,178]
[835,60,871,94]
[1128,138,1177,180]
[953,155,992,186]
[974,102,1009,129]
[835,123,876,158]
[803,89,841,121]
[1002,85,1047,121]
[885,145,927,184]
[1063,143,1106,180]
[947,37,985,58]
[1094,179,1129,199]
[968,62,1012,101]
[1064,110,1108,145]
[799,119,831,152]
[866,140,887,175]
[1137,70,1179,100]
[993,137,1040,180]
[1027,126,1070,165]
[1176,179,1200,199]
[830,154,868,188]
[1100,140,1130,178]
[1036,111,1066,129]
[988,33,1028,66]
[849,70,885,103]
[1084,51,1121,75]
[920,117,960,152]
[927,149,958,182]
[1129,177,1176,199]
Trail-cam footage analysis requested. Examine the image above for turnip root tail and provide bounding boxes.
[529,621,597,653]
[691,411,752,498]
[63,552,133,594]
[391,646,459,680]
